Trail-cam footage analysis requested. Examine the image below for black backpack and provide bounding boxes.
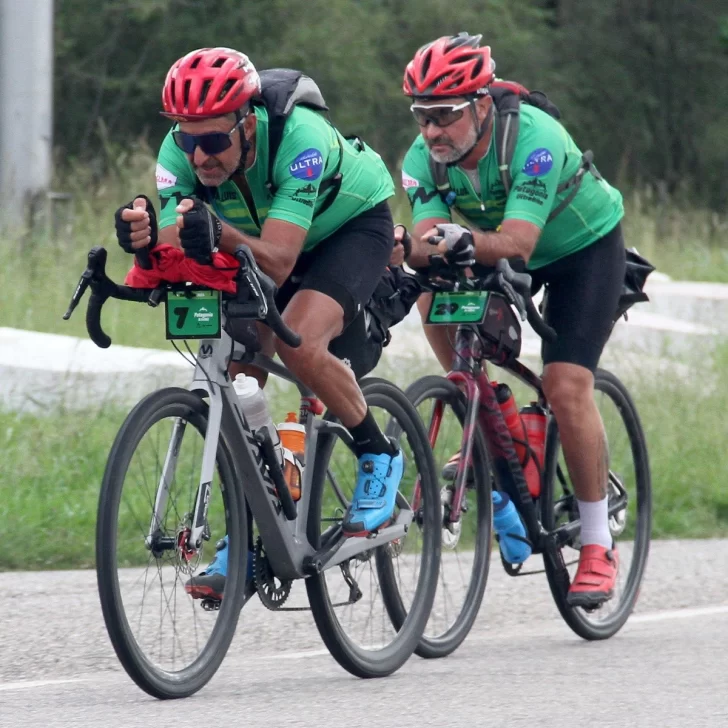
[429,80,602,223]
[366,265,423,347]
[256,68,344,216]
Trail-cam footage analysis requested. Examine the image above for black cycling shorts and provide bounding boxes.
[275,200,394,379]
[530,223,626,371]
[275,201,394,327]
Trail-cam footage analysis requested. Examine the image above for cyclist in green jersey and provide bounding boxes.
[114,47,403,601]
[396,33,626,608]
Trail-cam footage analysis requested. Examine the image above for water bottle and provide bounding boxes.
[277,412,305,501]
[492,491,532,564]
[519,403,547,497]
[233,373,284,467]
[494,382,542,498]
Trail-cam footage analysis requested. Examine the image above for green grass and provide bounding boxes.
[0,159,727,570]
[3,344,727,571]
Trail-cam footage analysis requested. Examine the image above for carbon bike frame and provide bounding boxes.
[146,318,414,582]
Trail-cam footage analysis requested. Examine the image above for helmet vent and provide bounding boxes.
[198,80,211,105]
[220,79,235,101]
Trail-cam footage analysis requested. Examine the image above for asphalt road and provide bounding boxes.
[1,539,727,728]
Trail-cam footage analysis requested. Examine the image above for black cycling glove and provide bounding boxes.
[179,196,223,265]
[114,195,158,255]
[428,223,476,267]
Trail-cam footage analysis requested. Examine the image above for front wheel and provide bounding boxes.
[405,375,493,658]
[305,377,441,678]
[96,388,247,699]
[541,368,652,640]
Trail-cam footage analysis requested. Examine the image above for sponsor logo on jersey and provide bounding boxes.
[401,171,420,189]
[156,163,177,190]
[289,148,324,180]
[522,148,554,177]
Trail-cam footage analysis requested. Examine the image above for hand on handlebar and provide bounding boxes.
[425,223,476,268]
[391,224,412,267]
[176,196,222,266]
[115,195,158,254]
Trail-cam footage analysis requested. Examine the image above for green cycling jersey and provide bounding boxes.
[156,104,394,252]
[401,104,624,269]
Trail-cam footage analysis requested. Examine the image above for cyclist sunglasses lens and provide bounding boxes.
[411,106,466,128]
[172,131,233,155]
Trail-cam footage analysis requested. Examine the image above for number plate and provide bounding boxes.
[426,291,489,325]
[165,289,222,340]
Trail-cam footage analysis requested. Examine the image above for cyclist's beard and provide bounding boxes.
[194,157,236,187]
[427,124,479,165]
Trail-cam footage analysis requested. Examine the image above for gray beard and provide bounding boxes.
[427,124,479,165]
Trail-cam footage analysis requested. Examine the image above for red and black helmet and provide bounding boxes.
[403,33,496,98]
[161,47,261,120]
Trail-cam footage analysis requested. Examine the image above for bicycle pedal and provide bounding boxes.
[200,598,221,611]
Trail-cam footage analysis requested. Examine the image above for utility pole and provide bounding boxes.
[0,0,54,233]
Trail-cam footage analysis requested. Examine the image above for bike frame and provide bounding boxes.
[425,324,628,555]
[146,315,414,582]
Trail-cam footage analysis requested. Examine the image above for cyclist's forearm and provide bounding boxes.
[217,223,294,285]
[471,228,534,265]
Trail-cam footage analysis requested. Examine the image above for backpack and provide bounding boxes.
[429,80,602,223]
[328,265,422,380]
[366,265,423,347]
[256,68,344,216]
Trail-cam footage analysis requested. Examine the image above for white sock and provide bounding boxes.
[577,497,612,549]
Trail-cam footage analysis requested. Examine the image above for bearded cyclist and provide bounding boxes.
[115,47,404,601]
[396,33,626,609]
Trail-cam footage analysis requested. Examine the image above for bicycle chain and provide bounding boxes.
[252,542,363,611]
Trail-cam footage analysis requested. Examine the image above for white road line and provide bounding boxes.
[629,604,728,624]
[0,678,88,692]
[2,604,727,691]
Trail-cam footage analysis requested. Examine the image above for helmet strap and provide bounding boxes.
[234,108,252,174]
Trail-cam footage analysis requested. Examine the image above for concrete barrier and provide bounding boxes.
[1,276,725,414]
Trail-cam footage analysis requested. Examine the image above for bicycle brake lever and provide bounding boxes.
[63,268,93,320]
[497,272,527,321]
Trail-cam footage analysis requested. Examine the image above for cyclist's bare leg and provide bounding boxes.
[416,292,458,372]
[277,288,401,535]
[542,362,608,505]
[543,361,616,605]
[274,289,365,428]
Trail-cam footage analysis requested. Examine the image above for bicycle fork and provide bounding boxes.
[144,391,224,553]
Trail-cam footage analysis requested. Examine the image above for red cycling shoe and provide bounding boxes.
[567,544,619,609]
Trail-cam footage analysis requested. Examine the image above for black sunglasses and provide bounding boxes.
[172,115,246,155]
[410,100,472,128]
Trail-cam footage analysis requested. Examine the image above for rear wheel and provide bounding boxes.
[541,369,652,640]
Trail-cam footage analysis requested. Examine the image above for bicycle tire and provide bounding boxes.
[403,375,493,658]
[305,377,441,678]
[96,387,247,698]
[541,368,652,640]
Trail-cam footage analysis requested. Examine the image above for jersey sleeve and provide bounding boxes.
[266,120,339,230]
[503,123,566,229]
[401,141,451,225]
[155,130,198,229]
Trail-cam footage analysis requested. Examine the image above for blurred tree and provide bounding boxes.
[53,0,728,211]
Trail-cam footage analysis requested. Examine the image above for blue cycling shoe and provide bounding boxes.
[185,535,254,602]
[342,449,404,537]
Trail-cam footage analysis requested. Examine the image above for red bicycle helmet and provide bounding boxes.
[161,47,261,120]
[403,33,495,98]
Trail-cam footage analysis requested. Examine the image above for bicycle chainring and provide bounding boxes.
[254,537,292,611]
